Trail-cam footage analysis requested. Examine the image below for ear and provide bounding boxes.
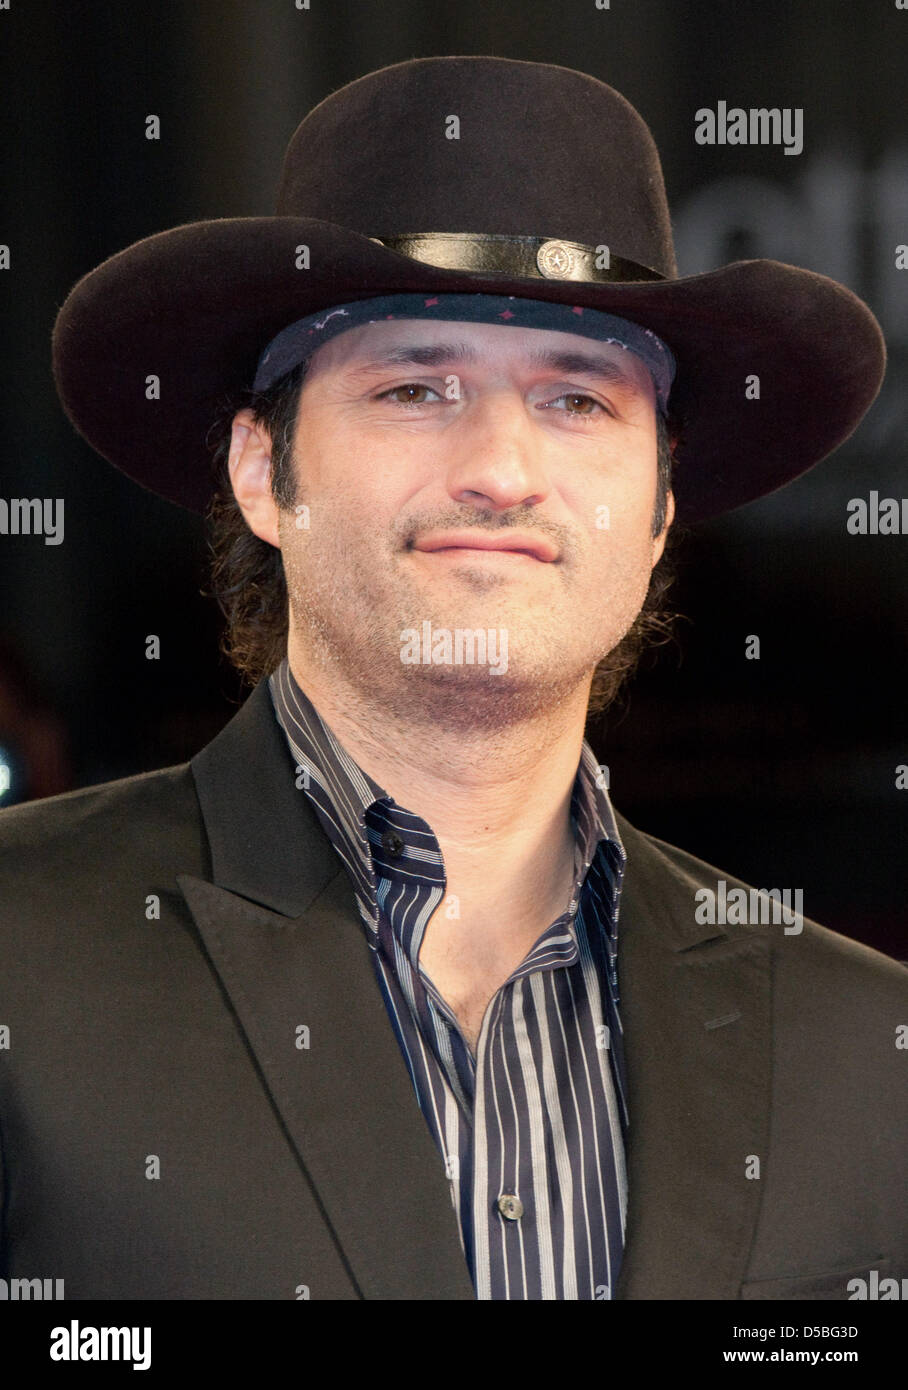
[651,488,675,567]
[228,408,281,548]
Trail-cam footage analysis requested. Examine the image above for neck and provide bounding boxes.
[285,639,594,930]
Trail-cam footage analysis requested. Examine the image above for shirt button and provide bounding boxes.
[497,1193,523,1221]
[381,829,404,857]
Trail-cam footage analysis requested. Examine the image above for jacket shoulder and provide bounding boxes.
[615,809,908,991]
[0,762,206,892]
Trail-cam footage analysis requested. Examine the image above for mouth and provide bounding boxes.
[419,546,541,561]
[412,532,559,563]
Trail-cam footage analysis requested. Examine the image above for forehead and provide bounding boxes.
[303,316,655,401]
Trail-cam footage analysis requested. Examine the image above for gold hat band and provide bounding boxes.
[369,231,665,284]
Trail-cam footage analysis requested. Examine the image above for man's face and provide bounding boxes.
[232,317,674,728]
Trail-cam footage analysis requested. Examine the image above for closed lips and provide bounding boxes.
[413,533,558,561]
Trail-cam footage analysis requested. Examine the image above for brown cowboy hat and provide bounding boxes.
[51,54,886,523]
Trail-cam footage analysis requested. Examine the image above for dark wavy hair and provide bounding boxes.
[204,360,686,721]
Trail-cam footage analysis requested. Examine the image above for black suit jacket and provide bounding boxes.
[0,678,905,1299]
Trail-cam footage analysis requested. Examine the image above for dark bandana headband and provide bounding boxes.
[253,292,676,409]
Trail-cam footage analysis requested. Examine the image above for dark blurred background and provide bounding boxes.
[0,0,905,958]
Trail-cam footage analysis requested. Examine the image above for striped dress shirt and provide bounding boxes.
[268,656,629,1300]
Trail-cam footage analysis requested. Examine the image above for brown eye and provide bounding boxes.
[562,393,607,414]
[541,392,610,419]
[379,383,439,406]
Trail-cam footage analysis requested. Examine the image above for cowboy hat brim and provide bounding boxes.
[51,216,886,523]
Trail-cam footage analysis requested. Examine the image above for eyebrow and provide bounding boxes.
[347,341,645,396]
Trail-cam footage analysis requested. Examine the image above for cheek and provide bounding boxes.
[277,485,395,585]
[585,511,660,628]
[576,457,656,536]
[588,496,657,572]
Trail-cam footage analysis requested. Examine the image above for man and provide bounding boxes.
[1,56,905,1301]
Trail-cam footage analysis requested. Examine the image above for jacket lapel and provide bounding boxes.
[179,679,475,1300]
[180,678,772,1300]
[613,816,773,1298]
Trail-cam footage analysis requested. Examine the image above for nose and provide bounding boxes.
[443,388,553,512]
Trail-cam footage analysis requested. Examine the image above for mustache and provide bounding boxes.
[403,513,569,549]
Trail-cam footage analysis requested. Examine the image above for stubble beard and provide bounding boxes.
[278,507,648,739]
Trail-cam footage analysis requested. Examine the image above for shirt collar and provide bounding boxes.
[267,655,625,922]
